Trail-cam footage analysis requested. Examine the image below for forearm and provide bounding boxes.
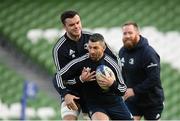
[109,81,127,96]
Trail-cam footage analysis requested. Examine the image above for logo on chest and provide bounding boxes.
[69,49,76,58]
[129,58,134,65]
[120,57,135,65]
[84,43,88,50]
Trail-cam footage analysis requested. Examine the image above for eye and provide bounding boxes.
[69,24,74,27]
[94,47,98,49]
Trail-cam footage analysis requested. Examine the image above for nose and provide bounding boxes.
[124,33,130,38]
[89,48,95,54]
[74,23,79,28]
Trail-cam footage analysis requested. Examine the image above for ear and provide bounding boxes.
[102,42,106,50]
[102,46,106,52]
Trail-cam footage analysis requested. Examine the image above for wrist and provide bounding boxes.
[79,76,84,83]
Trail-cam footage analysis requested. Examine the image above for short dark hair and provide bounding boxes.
[89,33,106,48]
[60,10,79,25]
[89,33,105,42]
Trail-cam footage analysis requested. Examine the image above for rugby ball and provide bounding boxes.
[96,65,116,90]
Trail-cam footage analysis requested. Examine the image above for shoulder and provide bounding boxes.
[143,45,159,57]
[140,36,158,55]
[81,31,92,39]
[104,54,119,67]
[73,53,89,62]
[104,54,122,75]
[118,47,125,56]
[105,54,117,61]
[66,53,89,66]
[53,35,67,51]
[142,45,160,64]
[78,31,92,44]
[119,47,125,52]
[82,31,93,36]
[61,53,89,71]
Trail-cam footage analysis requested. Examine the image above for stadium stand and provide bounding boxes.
[0,0,180,119]
[0,62,60,120]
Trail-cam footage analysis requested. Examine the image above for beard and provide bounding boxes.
[90,54,99,61]
[123,40,135,49]
[89,53,102,61]
[123,36,138,50]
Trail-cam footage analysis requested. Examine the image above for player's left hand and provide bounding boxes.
[97,74,114,87]
[123,88,135,100]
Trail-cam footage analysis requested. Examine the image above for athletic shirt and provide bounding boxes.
[52,31,117,97]
[59,53,126,105]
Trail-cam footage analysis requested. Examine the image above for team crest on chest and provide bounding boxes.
[129,58,134,65]
[69,49,76,58]
[84,43,88,50]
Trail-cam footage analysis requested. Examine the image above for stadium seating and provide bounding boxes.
[0,63,60,120]
[0,0,180,119]
[1,0,179,74]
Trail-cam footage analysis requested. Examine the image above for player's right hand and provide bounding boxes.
[80,67,96,82]
[64,94,80,110]
[123,88,135,100]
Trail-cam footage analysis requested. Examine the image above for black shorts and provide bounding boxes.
[126,100,164,120]
[87,97,133,120]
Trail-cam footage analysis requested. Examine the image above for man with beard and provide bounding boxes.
[118,22,164,121]
[59,33,133,120]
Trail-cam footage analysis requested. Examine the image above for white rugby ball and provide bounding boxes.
[96,65,116,90]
